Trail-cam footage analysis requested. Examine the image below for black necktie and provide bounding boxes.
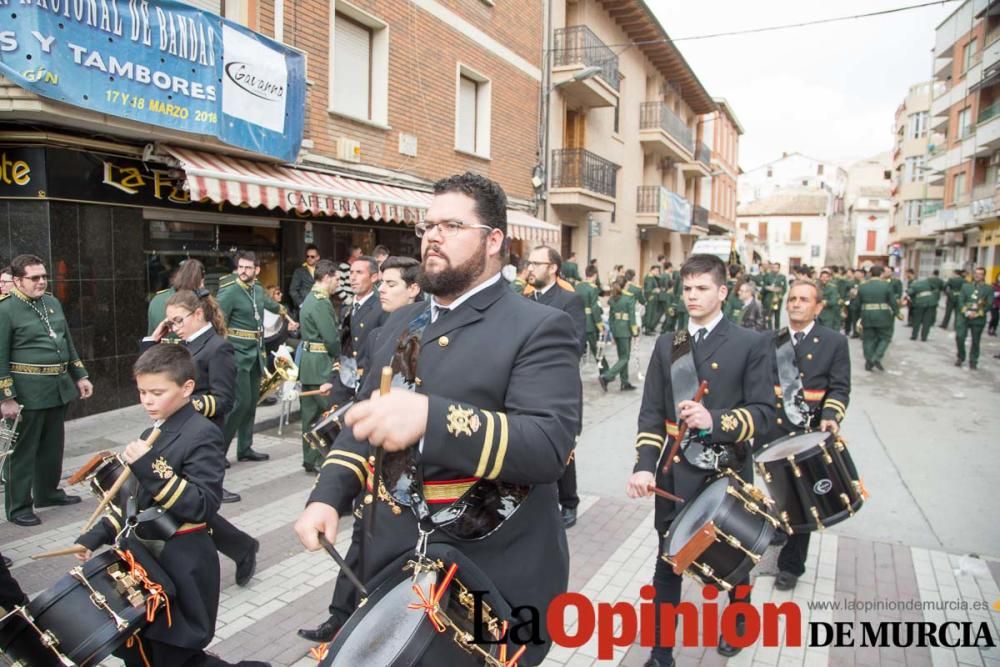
[352,301,361,316]
[435,306,450,322]
[793,331,805,346]
[533,291,540,301]
[694,327,708,346]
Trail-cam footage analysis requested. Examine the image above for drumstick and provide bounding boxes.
[318,534,368,597]
[297,389,330,398]
[31,544,88,560]
[647,485,685,504]
[83,429,161,531]
[661,380,710,474]
[362,367,394,583]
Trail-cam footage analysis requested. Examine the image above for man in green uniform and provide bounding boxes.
[217,250,296,462]
[562,251,582,284]
[955,267,993,370]
[576,264,605,364]
[889,270,904,326]
[907,274,937,342]
[761,262,787,329]
[928,269,945,317]
[598,277,638,391]
[671,264,688,331]
[723,264,744,322]
[941,269,966,329]
[298,260,341,472]
[510,259,529,295]
[0,255,93,526]
[658,261,676,333]
[903,269,916,327]
[642,265,662,334]
[844,268,864,338]
[817,269,843,330]
[857,264,898,371]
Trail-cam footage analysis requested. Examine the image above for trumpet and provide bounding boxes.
[0,406,22,463]
[258,346,299,404]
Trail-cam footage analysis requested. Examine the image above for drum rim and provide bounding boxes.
[755,431,833,464]
[664,477,731,556]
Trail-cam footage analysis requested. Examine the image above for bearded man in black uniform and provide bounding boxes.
[294,172,582,666]
[626,254,775,666]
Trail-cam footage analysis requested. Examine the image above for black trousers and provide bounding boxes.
[210,515,255,564]
[0,550,28,609]
[557,458,579,510]
[777,532,811,577]
[328,517,364,623]
[649,554,749,663]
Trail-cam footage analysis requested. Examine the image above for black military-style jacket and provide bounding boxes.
[532,282,587,357]
[633,316,775,532]
[344,291,388,373]
[310,277,581,666]
[763,322,851,445]
[76,403,225,649]
[141,329,236,429]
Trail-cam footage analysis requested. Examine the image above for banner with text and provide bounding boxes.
[658,186,692,233]
[0,0,305,162]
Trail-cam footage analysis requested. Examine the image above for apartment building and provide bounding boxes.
[540,0,716,273]
[845,155,893,269]
[888,82,947,277]
[927,0,1000,280]
[738,152,848,206]
[700,98,744,233]
[737,190,830,270]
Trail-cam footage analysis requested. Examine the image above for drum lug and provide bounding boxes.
[780,511,794,535]
[839,493,854,517]
[810,506,825,531]
[692,561,732,591]
[756,462,772,484]
[819,442,833,465]
[787,455,802,478]
[716,528,761,564]
[835,437,847,452]
[70,566,130,631]
[852,479,870,500]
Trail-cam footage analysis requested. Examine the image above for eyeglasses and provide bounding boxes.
[166,311,194,328]
[21,275,48,282]
[306,254,319,260]
[414,220,493,239]
[525,261,552,269]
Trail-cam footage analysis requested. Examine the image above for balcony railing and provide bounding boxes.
[921,200,944,218]
[552,26,621,92]
[693,205,709,229]
[696,143,712,166]
[978,100,1000,124]
[973,182,996,201]
[636,186,693,231]
[639,102,694,153]
[550,148,618,198]
[636,185,661,214]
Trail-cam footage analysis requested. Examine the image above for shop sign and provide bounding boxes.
[0,148,46,198]
[0,1,306,161]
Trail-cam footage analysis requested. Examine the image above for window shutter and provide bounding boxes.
[457,75,478,153]
[334,15,371,119]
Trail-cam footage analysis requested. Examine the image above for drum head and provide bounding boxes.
[665,478,729,557]
[755,431,830,463]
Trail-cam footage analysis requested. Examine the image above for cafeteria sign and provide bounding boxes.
[0,0,306,162]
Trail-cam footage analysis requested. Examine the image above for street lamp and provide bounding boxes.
[552,64,604,89]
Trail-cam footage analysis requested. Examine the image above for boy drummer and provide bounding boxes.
[75,345,267,667]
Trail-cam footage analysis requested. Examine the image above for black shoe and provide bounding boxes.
[598,375,608,393]
[621,382,637,391]
[874,362,885,371]
[970,361,978,370]
[35,494,81,508]
[221,489,241,504]
[770,530,789,546]
[955,358,964,367]
[235,539,259,587]
[865,361,873,371]
[643,659,674,667]
[561,507,577,528]
[775,570,799,591]
[2,555,12,567]
[238,449,270,462]
[261,396,278,406]
[297,616,344,643]
[717,615,746,657]
[303,463,320,474]
[9,512,41,527]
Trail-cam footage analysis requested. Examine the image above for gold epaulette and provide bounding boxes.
[0,293,8,302]
[155,288,172,295]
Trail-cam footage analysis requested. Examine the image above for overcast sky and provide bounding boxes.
[649,0,957,171]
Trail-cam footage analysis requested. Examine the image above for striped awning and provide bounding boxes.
[163,145,560,243]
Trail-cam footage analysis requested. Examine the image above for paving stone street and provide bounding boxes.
[2,315,999,667]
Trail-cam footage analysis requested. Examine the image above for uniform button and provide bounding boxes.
[813,337,819,343]
[776,418,783,425]
[439,336,450,348]
[360,323,365,328]
[806,353,813,360]
[352,351,358,357]
[711,362,719,369]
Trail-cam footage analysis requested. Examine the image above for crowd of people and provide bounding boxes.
[0,170,996,666]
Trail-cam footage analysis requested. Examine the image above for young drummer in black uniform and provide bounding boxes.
[764,280,851,591]
[74,345,267,666]
[145,290,259,587]
[627,254,775,666]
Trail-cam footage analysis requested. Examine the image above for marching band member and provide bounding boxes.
[955,266,993,370]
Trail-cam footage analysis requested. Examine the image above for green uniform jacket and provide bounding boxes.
[298,286,341,385]
[147,287,175,336]
[761,272,787,309]
[0,289,88,408]
[906,278,938,308]
[958,281,993,322]
[625,283,646,306]
[671,271,686,315]
[575,280,603,333]
[889,277,903,302]
[562,261,581,283]
[927,276,944,301]
[608,293,636,338]
[945,276,965,301]
[643,274,661,303]
[857,279,897,328]
[511,278,527,296]
[217,279,284,371]
[819,282,842,327]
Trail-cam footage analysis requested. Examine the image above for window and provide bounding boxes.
[904,200,923,226]
[817,164,824,176]
[868,199,880,208]
[957,107,972,139]
[759,221,768,240]
[964,38,977,71]
[908,111,929,139]
[455,65,492,158]
[790,221,802,242]
[767,168,773,177]
[904,156,925,183]
[866,230,877,252]
[613,99,620,134]
[330,7,389,125]
[884,170,892,180]
[954,171,967,201]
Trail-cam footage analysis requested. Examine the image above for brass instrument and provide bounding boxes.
[258,345,299,404]
[0,406,22,463]
[963,290,989,320]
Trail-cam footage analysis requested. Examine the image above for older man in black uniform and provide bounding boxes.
[627,254,775,666]
[526,244,586,528]
[341,256,387,388]
[295,173,581,666]
[764,280,850,592]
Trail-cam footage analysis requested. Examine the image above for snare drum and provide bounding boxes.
[89,456,137,505]
[304,403,353,457]
[0,550,162,666]
[321,547,510,667]
[754,431,866,534]
[662,472,778,591]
